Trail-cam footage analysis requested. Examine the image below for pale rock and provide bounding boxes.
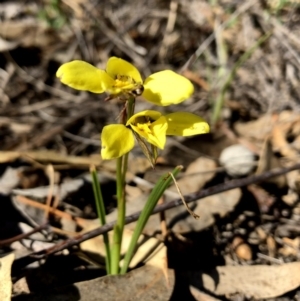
[219,144,255,177]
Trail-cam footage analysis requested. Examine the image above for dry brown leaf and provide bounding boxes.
[237,111,300,193]
[0,19,64,49]
[0,2,24,19]
[271,112,300,191]
[169,188,241,233]
[0,253,14,301]
[271,113,299,159]
[79,220,166,270]
[0,20,37,40]
[291,134,300,152]
[0,36,18,51]
[234,111,300,149]
[77,265,174,301]
[127,156,152,175]
[14,265,174,301]
[169,157,217,195]
[181,0,215,28]
[282,192,298,206]
[190,286,222,301]
[255,138,286,188]
[13,178,85,201]
[279,237,300,257]
[234,114,275,144]
[13,277,30,296]
[0,167,20,195]
[62,0,86,18]
[247,184,276,213]
[125,185,143,202]
[9,122,34,135]
[199,262,300,299]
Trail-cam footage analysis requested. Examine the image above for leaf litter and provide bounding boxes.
[0,0,300,300]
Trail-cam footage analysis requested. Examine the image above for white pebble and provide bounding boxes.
[219,144,255,177]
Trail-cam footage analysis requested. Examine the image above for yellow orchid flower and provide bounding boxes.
[56,57,194,106]
[101,110,210,160]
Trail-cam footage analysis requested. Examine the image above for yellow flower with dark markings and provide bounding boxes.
[101,110,210,160]
[56,57,210,163]
[56,57,194,106]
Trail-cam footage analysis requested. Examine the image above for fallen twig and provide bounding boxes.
[0,223,48,247]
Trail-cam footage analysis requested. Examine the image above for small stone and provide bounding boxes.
[248,231,260,245]
[267,236,276,257]
[293,206,300,215]
[219,144,256,177]
[282,192,298,206]
[232,237,252,260]
[236,244,253,260]
[279,237,300,257]
[256,227,267,241]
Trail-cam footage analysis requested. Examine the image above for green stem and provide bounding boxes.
[90,166,111,274]
[110,157,124,274]
[120,165,183,274]
[110,96,136,274]
[116,156,124,202]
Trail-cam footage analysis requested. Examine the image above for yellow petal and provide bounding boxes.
[56,60,114,93]
[142,70,194,106]
[106,57,142,84]
[101,124,134,159]
[126,110,162,125]
[149,117,168,148]
[127,111,167,149]
[165,112,210,136]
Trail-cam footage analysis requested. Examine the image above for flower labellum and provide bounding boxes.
[100,110,210,163]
